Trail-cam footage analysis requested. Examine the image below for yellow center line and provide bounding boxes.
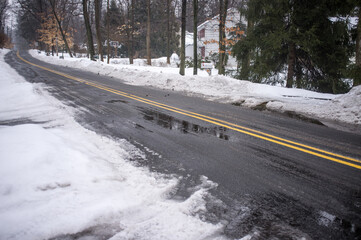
[84,79,361,165]
[16,51,361,170]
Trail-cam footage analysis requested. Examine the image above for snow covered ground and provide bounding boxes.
[0,49,229,240]
[29,50,361,127]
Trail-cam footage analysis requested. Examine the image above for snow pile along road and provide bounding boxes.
[0,49,228,240]
[29,50,361,126]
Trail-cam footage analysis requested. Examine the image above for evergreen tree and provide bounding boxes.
[233,0,353,93]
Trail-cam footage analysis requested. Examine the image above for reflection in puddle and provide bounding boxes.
[141,109,230,140]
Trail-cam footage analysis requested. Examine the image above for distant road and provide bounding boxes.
[7,51,361,239]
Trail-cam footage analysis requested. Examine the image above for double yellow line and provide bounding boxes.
[17,51,361,170]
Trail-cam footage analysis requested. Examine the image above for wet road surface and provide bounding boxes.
[6,51,361,239]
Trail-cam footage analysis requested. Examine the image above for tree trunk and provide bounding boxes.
[107,0,110,64]
[218,0,228,75]
[332,78,338,94]
[240,18,252,80]
[146,0,151,65]
[50,0,73,58]
[95,0,103,61]
[51,41,54,56]
[38,0,45,51]
[240,49,250,79]
[193,0,198,75]
[83,0,95,61]
[56,33,58,56]
[286,42,295,88]
[179,0,186,76]
[295,61,302,88]
[166,0,170,64]
[354,7,361,87]
[222,0,228,71]
[218,0,223,75]
[129,0,134,64]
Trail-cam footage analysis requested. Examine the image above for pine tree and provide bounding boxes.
[233,0,353,93]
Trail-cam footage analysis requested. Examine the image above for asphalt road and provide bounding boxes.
[6,51,361,239]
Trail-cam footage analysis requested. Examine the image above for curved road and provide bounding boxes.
[6,51,361,239]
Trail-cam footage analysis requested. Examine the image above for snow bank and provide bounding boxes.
[29,50,361,126]
[0,49,227,239]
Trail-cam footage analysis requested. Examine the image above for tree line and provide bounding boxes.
[16,0,184,63]
[0,0,11,48]
[14,0,361,92]
[15,0,242,70]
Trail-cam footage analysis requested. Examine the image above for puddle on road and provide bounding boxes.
[140,109,230,141]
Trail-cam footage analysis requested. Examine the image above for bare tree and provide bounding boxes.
[218,0,228,75]
[17,0,47,49]
[107,0,110,63]
[146,0,151,65]
[0,0,8,33]
[129,0,134,64]
[193,0,198,75]
[95,0,103,61]
[166,0,170,64]
[355,7,361,87]
[49,0,73,57]
[82,0,95,60]
[179,0,186,75]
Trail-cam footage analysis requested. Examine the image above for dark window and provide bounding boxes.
[198,29,205,39]
[201,47,205,57]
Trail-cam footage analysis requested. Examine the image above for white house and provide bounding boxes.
[185,31,202,59]
[197,8,245,67]
[185,31,194,58]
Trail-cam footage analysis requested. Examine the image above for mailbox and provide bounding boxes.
[201,62,213,69]
[201,62,213,76]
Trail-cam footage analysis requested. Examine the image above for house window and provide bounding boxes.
[198,29,205,39]
[201,47,205,58]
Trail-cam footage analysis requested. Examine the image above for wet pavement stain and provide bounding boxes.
[140,108,230,141]
[0,118,49,126]
[106,99,129,104]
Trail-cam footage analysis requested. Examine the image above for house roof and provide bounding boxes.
[197,7,239,30]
